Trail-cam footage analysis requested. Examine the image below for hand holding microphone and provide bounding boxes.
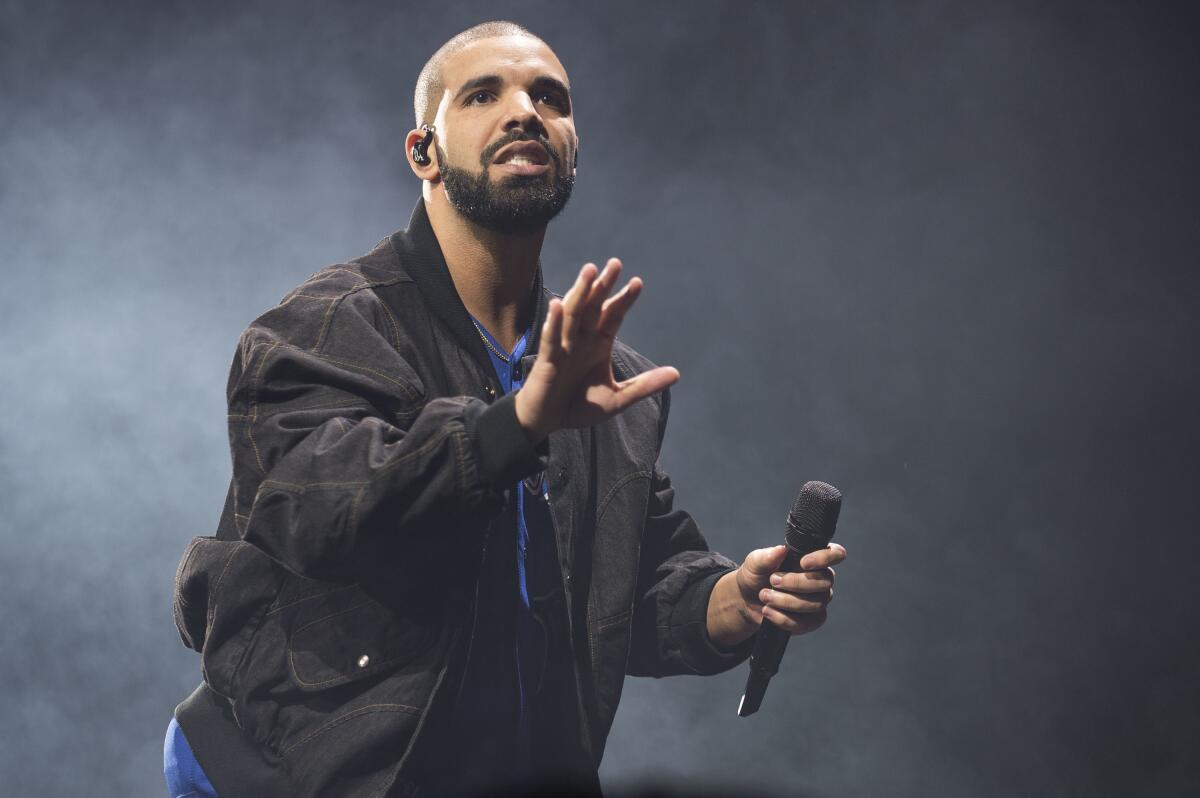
[737,481,845,717]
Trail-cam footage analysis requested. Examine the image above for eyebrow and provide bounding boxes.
[453,74,572,112]
[453,74,502,100]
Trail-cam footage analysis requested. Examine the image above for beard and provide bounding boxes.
[437,139,575,236]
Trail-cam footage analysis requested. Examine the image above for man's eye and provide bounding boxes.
[467,91,492,105]
[536,92,565,109]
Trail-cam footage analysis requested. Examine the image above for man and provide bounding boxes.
[167,21,846,798]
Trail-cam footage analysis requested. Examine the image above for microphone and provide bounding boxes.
[737,480,842,717]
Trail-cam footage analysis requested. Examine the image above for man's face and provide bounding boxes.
[432,35,577,235]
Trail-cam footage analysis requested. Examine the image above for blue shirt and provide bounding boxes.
[163,716,217,798]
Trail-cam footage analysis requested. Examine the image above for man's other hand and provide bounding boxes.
[515,258,680,443]
[707,542,847,649]
[735,542,847,636]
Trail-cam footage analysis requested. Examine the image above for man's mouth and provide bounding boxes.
[492,140,552,167]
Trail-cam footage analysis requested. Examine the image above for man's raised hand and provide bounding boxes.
[514,258,680,443]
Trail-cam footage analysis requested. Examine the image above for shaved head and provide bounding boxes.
[414,21,545,127]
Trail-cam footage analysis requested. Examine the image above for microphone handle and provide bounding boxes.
[737,537,827,717]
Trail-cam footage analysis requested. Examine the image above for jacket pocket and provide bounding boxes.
[287,598,438,690]
[174,536,219,651]
[174,536,279,655]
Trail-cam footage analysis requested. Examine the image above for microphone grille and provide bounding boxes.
[786,481,842,544]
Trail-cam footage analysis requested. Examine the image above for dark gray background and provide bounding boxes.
[2,1,1198,796]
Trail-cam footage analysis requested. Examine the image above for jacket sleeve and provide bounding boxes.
[224,281,544,581]
[625,388,756,677]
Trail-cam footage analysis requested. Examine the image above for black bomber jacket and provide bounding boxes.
[172,198,755,797]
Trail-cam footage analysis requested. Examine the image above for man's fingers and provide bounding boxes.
[770,567,834,592]
[800,542,847,570]
[743,545,788,578]
[562,263,598,341]
[762,605,827,636]
[759,586,832,613]
[581,258,621,329]
[566,262,598,307]
[541,297,564,360]
[597,277,643,339]
[607,365,679,412]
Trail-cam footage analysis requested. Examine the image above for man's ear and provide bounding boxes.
[405,127,440,180]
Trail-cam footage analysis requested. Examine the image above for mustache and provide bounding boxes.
[481,131,560,168]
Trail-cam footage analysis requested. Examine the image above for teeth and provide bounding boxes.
[507,156,535,165]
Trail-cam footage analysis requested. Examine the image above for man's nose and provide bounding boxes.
[502,91,546,135]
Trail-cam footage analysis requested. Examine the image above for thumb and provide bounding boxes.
[742,544,787,577]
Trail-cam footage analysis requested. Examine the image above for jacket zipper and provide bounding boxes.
[450,514,494,709]
[452,377,504,704]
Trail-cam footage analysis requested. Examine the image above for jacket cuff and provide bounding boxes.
[466,392,548,487]
[670,567,756,675]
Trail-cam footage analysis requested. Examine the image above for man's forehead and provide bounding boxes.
[441,35,570,93]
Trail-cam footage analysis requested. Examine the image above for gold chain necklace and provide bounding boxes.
[470,318,511,363]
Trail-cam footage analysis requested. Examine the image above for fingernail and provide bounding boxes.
[770,573,782,586]
[759,589,772,603]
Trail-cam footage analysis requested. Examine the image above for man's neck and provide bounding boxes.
[425,189,544,353]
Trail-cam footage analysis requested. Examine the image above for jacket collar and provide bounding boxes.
[389,197,548,377]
